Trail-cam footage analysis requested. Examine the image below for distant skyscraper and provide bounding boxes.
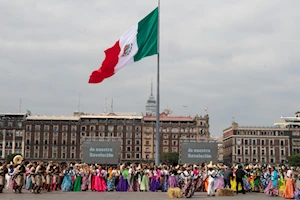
[145,81,156,116]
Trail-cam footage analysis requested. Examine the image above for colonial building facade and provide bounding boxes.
[142,113,210,161]
[0,111,210,163]
[0,113,27,158]
[223,122,291,165]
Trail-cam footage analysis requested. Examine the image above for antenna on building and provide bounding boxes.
[111,98,114,113]
[104,97,107,113]
[19,98,22,112]
[78,93,81,112]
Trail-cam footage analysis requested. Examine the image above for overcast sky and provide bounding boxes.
[1,0,300,136]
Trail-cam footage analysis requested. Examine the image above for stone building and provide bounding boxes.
[223,122,290,165]
[142,113,210,161]
[0,113,27,159]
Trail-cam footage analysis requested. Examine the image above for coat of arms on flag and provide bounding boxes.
[122,43,133,57]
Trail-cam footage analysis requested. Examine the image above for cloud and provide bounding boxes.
[1,0,300,136]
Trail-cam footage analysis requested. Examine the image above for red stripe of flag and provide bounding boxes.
[88,41,121,84]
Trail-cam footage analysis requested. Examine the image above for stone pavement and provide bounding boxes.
[0,190,282,200]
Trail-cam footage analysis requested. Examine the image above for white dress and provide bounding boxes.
[207,170,217,195]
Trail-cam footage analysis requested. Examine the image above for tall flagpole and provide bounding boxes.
[155,0,161,166]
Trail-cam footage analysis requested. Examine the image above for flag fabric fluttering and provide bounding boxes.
[88,8,158,84]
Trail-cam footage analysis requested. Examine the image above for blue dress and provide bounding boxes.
[61,170,73,192]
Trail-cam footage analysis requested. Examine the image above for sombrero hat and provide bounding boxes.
[207,161,213,169]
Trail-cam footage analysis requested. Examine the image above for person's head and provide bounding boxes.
[2,161,7,167]
[238,165,243,169]
[21,160,25,165]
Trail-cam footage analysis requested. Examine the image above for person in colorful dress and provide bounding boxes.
[264,166,278,196]
[133,165,141,192]
[94,166,107,192]
[283,167,295,198]
[168,166,178,188]
[293,174,300,200]
[107,166,116,191]
[214,166,225,191]
[149,166,161,192]
[140,166,150,191]
[116,164,128,192]
[181,165,196,198]
[73,165,82,192]
[61,166,73,192]
[81,164,90,191]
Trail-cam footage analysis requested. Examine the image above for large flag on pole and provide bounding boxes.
[89,8,158,84]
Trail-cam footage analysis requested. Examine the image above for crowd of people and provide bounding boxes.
[1,158,300,199]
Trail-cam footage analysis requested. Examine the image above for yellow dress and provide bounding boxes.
[230,178,242,191]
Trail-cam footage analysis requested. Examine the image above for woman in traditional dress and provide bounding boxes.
[133,165,141,192]
[91,165,97,191]
[243,169,252,192]
[213,166,225,192]
[116,165,128,192]
[107,166,116,191]
[283,167,295,198]
[293,174,300,200]
[94,166,107,192]
[61,166,73,192]
[207,163,216,196]
[127,165,134,192]
[149,166,161,192]
[73,165,82,192]
[181,165,196,198]
[161,166,169,192]
[25,163,32,190]
[114,166,120,189]
[278,168,286,191]
[260,167,270,190]
[81,165,89,191]
[140,166,150,191]
[264,166,278,196]
[168,166,178,188]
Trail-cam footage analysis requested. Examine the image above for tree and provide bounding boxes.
[6,153,22,163]
[287,154,300,167]
[162,152,179,164]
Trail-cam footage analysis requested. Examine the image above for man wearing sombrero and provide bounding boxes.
[13,160,26,193]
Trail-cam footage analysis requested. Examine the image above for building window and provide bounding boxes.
[238,158,241,163]
[163,147,168,152]
[238,149,241,155]
[127,140,131,145]
[81,126,86,131]
[35,140,38,145]
[27,139,30,145]
[281,140,284,146]
[71,153,74,159]
[262,158,265,163]
[35,152,38,158]
[135,154,140,159]
[281,150,284,156]
[253,140,256,145]
[136,147,140,152]
[127,147,131,151]
[262,150,265,155]
[271,150,273,156]
[245,149,248,155]
[253,149,256,155]
[53,152,57,158]
[72,140,75,145]
[63,140,66,145]
[270,140,273,145]
[127,154,131,159]
[244,140,248,145]
[53,126,58,131]
[136,140,140,145]
[271,158,274,163]
[261,140,265,146]
[54,140,57,145]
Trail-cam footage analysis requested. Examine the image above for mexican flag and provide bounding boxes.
[89,7,158,84]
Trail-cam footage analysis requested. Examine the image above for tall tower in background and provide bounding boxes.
[145,80,157,116]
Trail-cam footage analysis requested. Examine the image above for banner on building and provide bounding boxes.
[82,141,121,164]
[179,142,218,164]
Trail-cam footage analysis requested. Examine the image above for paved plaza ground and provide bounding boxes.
[0,190,283,200]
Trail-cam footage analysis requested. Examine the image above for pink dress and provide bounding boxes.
[94,168,107,192]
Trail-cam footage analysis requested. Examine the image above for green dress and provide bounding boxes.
[73,172,82,192]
